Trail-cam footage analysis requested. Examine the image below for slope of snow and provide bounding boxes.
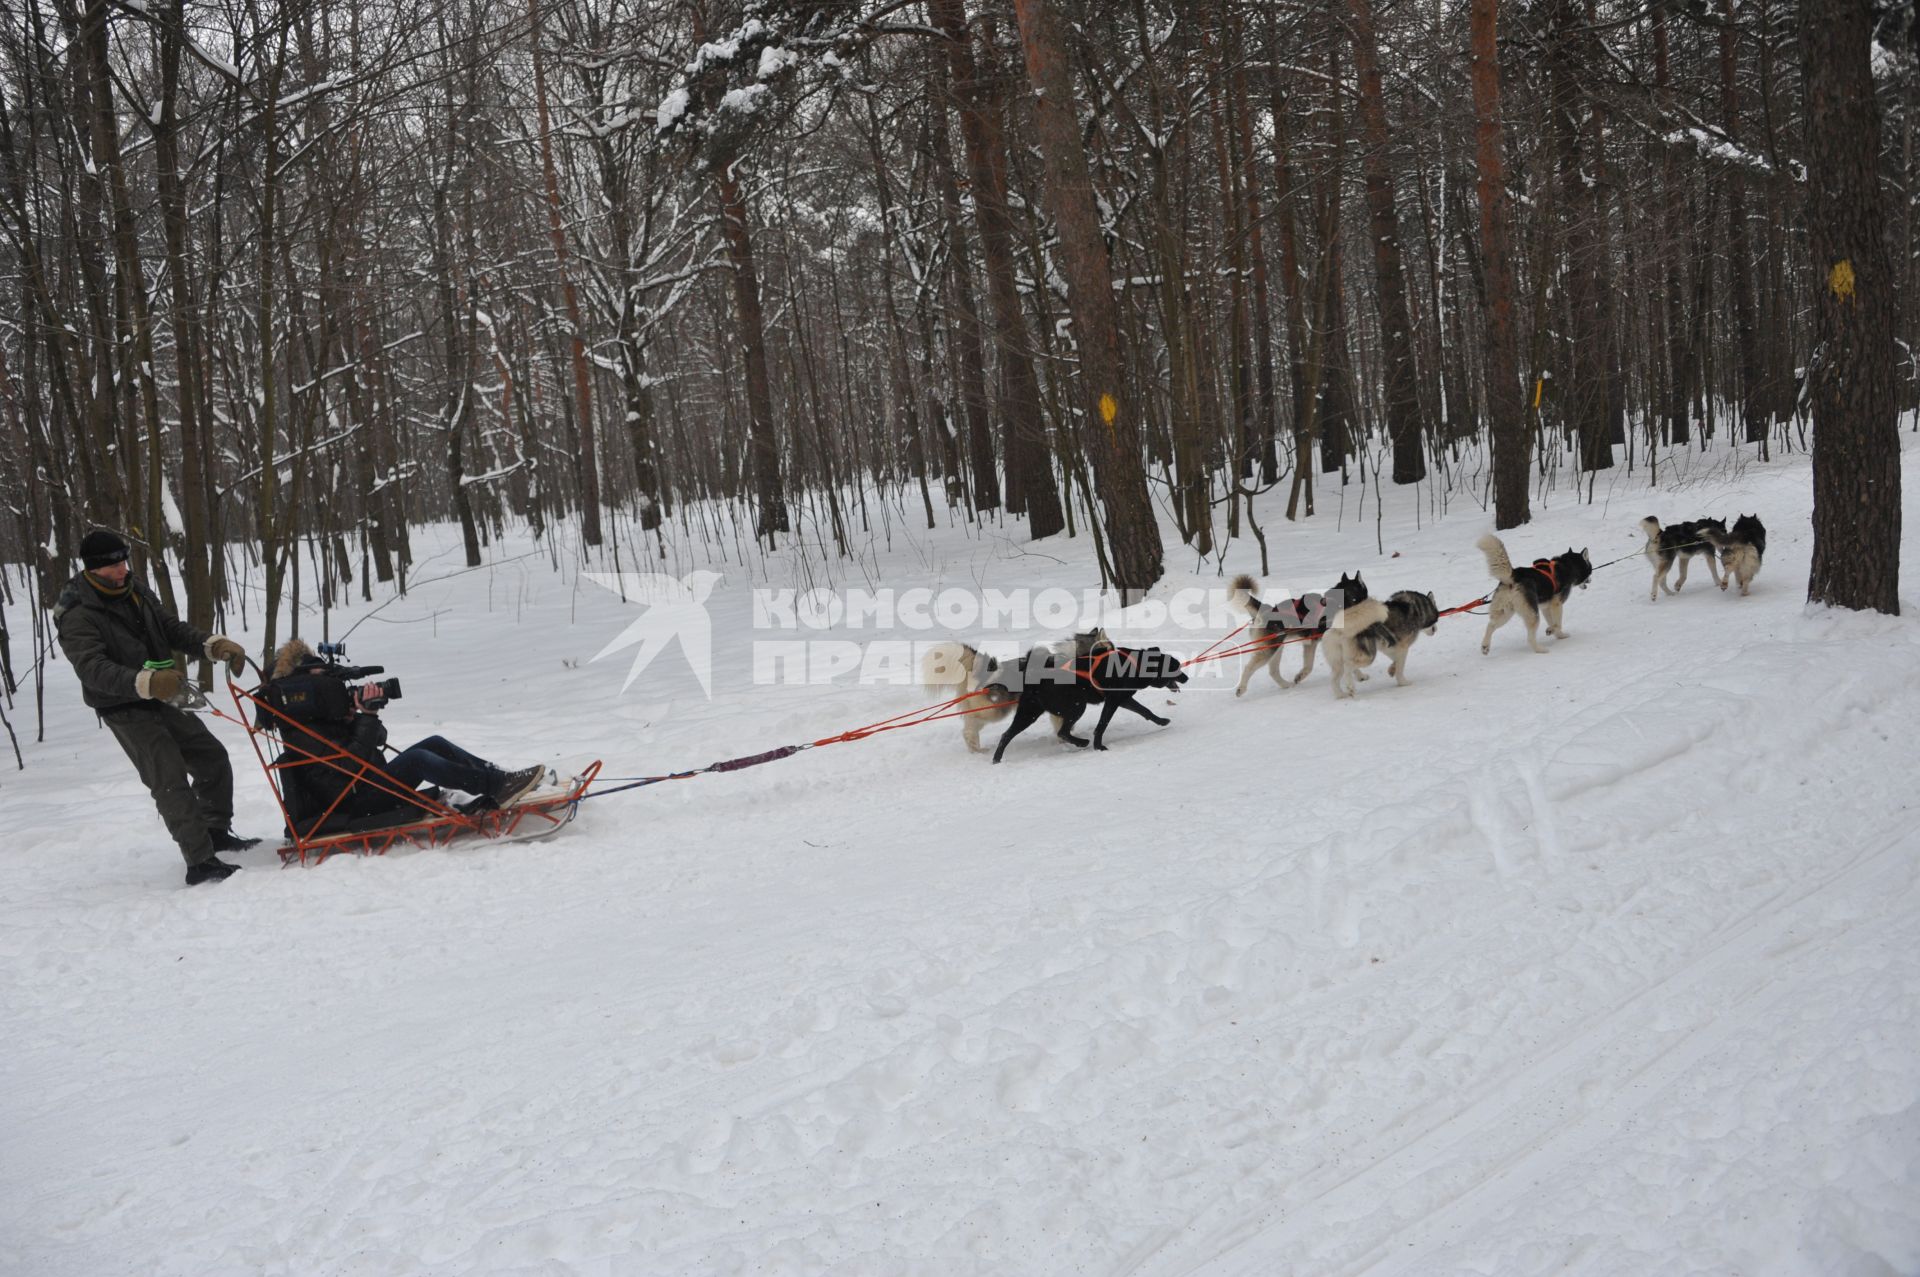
[3,437,1918,1275]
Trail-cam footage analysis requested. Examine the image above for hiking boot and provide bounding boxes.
[488,765,545,808]
[209,828,262,853]
[184,856,240,886]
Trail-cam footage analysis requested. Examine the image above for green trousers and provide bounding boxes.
[103,704,234,866]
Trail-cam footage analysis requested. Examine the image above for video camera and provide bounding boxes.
[312,640,404,711]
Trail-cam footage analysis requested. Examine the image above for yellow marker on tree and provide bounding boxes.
[1828,259,1856,303]
[1099,393,1118,433]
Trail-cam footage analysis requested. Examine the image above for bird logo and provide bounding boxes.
[582,570,723,697]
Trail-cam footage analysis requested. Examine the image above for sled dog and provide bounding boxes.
[1225,572,1369,695]
[1477,535,1593,655]
[920,629,1110,753]
[1640,516,1729,600]
[1339,590,1441,694]
[1719,514,1766,596]
[989,644,1188,763]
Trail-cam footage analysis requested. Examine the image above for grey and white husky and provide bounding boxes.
[920,628,1110,752]
[1337,590,1441,694]
[1226,572,1369,695]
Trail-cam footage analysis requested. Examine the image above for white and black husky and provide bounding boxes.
[920,629,1110,752]
[1640,516,1729,600]
[1337,590,1441,695]
[1477,535,1593,654]
[1719,514,1766,596]
[1226,572,1369,695]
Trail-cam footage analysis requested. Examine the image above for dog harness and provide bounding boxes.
[1530,558,1560,594]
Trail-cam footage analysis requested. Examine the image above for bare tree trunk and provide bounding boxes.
[1348,0,1425,485]
[1654,2,1691,445]
[152,0,214,664]
[930,0,1063,537]
[529,0,603,546]
[713,165,788,545]
[1470,0,1529,528]
[928,50,1001,514]
[1012,0,1163,594]
[1549,0,1613,474]
[1802,0,1899,614]
[1720,0,1764,448]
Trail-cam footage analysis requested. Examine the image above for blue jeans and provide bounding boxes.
[382,735,497,797]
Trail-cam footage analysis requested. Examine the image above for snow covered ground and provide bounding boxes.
[4,436,1919,1276]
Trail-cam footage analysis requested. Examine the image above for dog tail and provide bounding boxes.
[1352,618,1393,664]
[1228,573,1260,618]
[1476,533,1515,585]
[921,640,983,692]
[1639,516,1662,553]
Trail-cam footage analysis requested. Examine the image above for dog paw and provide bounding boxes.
[1093,743,1108,752]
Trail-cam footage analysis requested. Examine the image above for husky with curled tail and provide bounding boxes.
[1226,572,1369,695]
[920,629,1109,753]
[1477,534,1592,655]
[1321,594,1392,699]
[1345,591,1441,690]
[1639,516,1728,600]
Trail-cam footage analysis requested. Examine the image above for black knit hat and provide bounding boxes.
[79,529,130,570]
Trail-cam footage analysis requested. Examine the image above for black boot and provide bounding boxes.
[185,856,240,886]
[209,828,262,852]
[488,765,546,809]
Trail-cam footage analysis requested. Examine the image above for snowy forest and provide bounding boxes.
[7,4,1920,1269]
[0,0,1910,667]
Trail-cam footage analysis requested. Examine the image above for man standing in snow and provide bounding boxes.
[53,530,258,886]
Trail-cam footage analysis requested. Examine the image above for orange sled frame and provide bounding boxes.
[226,679,601,866]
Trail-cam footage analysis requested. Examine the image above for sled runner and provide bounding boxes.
[225,679,600,866]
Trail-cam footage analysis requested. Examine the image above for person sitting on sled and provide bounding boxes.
[263,639,544,830]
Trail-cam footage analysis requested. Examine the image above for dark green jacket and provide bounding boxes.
[52,574,209,712]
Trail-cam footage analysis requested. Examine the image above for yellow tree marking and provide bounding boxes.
[1828,259,1856,303]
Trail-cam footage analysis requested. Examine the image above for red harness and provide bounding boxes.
[1530,558,1561,594]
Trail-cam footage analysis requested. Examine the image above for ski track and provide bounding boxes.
[3,441,1919,1275]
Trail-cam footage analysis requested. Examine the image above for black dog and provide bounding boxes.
[990,645,1187,763]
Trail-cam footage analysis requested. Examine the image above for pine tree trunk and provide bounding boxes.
[1802,0,1899,615]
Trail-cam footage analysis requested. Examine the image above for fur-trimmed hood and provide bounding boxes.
[271,638,316,680]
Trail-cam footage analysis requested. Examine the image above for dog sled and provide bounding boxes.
[226,679,600,866]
